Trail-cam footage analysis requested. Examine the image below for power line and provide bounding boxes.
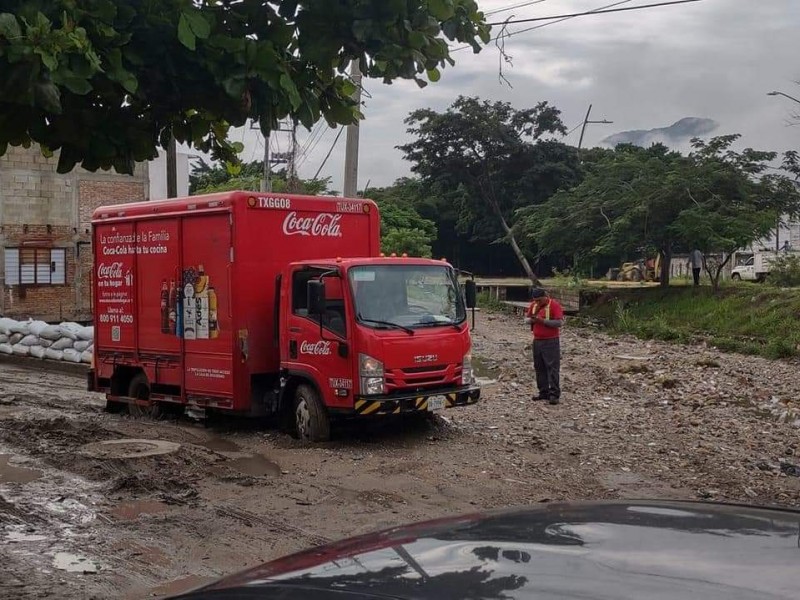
[313,127,345,181]
[453,0,635,53]
[487,0,703,26]
[486,0,550,17]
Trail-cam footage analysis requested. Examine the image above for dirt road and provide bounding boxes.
[2,311,799,598]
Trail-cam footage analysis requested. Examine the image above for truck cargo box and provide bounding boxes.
[92,192,380,412]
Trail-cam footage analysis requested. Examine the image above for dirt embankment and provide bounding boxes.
[1,311,798,598]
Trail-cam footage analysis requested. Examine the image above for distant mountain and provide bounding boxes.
[602,117,718,147]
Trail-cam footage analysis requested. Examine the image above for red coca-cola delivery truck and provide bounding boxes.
[88,191,480,440]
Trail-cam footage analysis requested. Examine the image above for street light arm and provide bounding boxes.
[768,91,800,106]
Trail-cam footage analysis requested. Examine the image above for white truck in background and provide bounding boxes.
[731,250,795,282]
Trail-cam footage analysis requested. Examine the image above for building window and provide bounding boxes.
[4,248,66,286]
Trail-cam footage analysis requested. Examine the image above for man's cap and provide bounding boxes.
[530,288,547,299]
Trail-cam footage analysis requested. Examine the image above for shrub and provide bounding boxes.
[767,254,800,287]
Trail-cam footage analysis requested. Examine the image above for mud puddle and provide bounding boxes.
[0,454,42,484]
[194,436,241,453]
[53,551,103,573]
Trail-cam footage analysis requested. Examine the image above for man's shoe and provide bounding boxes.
[548,397,560,405]
[533,394,548,401]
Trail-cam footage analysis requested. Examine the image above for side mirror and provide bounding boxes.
[307,280,326,316]
[464,280,477,309]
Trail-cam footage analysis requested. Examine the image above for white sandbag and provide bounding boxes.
[73,340,91,352]
[81,350,92,364]
[27,320,48,336]
[39,339,53,348]
[44,348,64,361]
[38,325,63,341]
[11,344,30,356]
[50,337,74,350]
[77,326,94,341]
[58,322,82,340]
[19,334,39,347]
[0,318,17,335]
[29,346,46,359]
[0,334,7,344]
[9,333,23,345]
[62,348,82,363]
[0,343,12,355]
[9,320,30,335]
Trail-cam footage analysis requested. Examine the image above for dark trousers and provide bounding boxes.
[692,268,701,286]
[533,338,560,399]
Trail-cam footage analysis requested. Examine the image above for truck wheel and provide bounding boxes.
[731,273,741,281]
[127,373,162,419]
[294,384,330,442]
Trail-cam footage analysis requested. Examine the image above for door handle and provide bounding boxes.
[289,327,302,333]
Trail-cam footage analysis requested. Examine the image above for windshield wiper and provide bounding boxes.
[358,316,415,335]
[416,320,464,331]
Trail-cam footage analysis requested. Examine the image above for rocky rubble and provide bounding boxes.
[462,312,800,507]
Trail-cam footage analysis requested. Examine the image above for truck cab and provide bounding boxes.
[280,257,480,441]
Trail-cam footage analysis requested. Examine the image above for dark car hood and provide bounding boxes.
[172,501,800,599]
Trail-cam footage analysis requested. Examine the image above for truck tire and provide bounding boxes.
[127,373,162,419]
[294,384,330,442]
[731,273,741,281]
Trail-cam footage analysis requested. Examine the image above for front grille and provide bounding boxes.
[402,364,447,374]
[385,363,461,392]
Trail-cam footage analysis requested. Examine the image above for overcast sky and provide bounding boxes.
[228,0,800,194]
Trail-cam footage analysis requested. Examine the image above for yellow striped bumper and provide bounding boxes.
[353,388,480,416]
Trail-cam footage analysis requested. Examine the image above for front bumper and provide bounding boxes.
[348,385,481,417]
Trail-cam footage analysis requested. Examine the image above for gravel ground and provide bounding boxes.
[1,311,798,598]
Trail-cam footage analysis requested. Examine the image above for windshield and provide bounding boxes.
[349,265,466,329]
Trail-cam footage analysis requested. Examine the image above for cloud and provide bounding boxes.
[602,117,719,147]
[225,0,800,194]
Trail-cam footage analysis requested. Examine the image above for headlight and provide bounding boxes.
[359,354,385,396]
[461,352,475,385]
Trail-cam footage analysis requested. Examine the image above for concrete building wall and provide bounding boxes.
[0,145,148,322]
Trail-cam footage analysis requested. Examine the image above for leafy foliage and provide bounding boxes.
[767,254,800,287]
[369,179,438,257]
[521,136,800,290]
[0,1,490,173]
[189,158,331,195]
[399,96,580,282]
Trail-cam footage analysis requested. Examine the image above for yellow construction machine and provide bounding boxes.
[611,255,662,282]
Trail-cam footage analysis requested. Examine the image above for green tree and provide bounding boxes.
[369,179,438,257]
[190,158,331,195]
[399,96,580,283]
[0,1,490,174]
[522,137,800,290]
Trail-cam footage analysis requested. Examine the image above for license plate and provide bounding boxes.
[428,396,445,412]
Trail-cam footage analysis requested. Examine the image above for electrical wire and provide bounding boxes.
[453,0,634,52]
[313,127,345,180]
[486,0,703,26]
[486,0,550,17]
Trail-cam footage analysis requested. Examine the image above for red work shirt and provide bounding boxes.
[526,298,563,340]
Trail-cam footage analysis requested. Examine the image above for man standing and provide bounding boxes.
[525,288,564,405]
[687,249,703,286]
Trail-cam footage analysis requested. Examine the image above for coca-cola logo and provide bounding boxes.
[97,262,123,279]
[282,212,342,237]
[300,340,332,356]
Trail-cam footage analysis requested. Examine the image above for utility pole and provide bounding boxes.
[166,134,178,198]
[578,104,613,150]
[287,121,300,192]
[261,132,271,192]
[343,59,362,198]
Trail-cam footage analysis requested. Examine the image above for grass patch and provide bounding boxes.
[477,291,507,312]
[585,286,800,359]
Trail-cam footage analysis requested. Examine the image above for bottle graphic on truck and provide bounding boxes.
[178,264,216,340]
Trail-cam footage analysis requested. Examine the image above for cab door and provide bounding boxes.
[283,266,354,409]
